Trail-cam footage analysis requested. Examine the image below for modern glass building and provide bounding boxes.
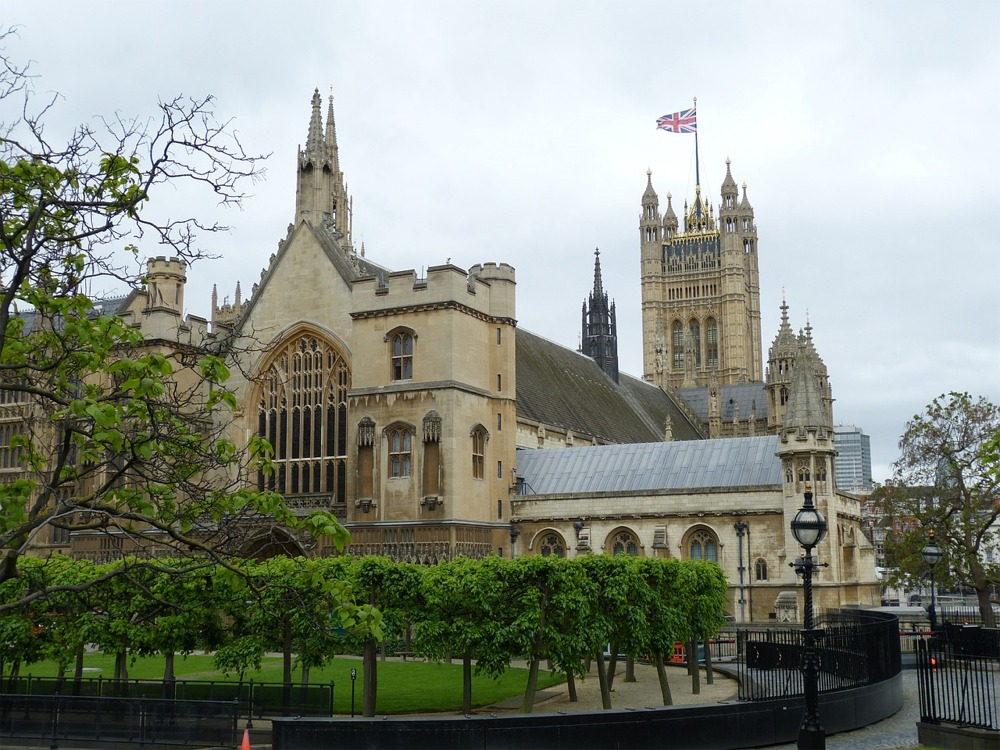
[834,425,873,493]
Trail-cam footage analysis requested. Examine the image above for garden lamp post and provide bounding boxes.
[922,530,943,633]
[790,485,828,750]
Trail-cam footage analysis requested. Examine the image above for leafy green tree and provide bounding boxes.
[346,556,421,717]
[635,558,688,705]
[415,556,516,714]
[0,30,349,612]
[878,392,1000,626]
[505,555,598,713]
[578,555,649,708]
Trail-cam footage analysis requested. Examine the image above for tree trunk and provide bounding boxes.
[363,639,378,717]
[595,651,612,710]
[688,639,700,695]
[163,651,175,682]
[655,655,673,706]
[605,646,619,690]
[521,657,540,713]
[282,615,293,685]
[462,653,472,715]
[301,664,310,688]
[976,584,996,628]
[567,670,578,702]
[625,654,636,683]
[74,644,84,681]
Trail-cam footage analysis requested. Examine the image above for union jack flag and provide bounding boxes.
[656,107,697,133]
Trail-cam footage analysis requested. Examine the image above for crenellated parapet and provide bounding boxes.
[352,262,516,323]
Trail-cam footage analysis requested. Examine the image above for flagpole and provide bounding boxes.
[693,96,700,187]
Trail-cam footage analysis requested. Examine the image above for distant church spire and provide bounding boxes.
[581,248,619,383]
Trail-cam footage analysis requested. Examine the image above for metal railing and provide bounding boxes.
[727,609,901,702]
[0,693,239,748]
[1,675,336,718]
[916,632,1000,730]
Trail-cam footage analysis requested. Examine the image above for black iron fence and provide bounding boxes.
[0,693,239,748]
[916,630,1000,730]
[1,675,336,718]
[726,609,901,702]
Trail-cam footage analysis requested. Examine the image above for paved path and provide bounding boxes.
[768,669,921,750]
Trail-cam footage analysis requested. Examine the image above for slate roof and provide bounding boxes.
[676,382,769,423]
[515,435,782,496]
[515,328,703,444]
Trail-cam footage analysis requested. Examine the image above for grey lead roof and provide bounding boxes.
[515,435,782,496]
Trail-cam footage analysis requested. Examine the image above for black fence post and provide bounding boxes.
[48,692,59,750]
[330,680,335,717]
[246,679,254,730]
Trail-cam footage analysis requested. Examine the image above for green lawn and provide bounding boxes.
[3,653,564,714]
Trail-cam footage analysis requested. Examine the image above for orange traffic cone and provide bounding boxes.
[241,728,251,750]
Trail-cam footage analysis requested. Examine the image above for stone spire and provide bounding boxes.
[305,89,324,160]
[782,338,831,438]
[581,248,619,383]
[295,88,353,247]
[325,88,340,174]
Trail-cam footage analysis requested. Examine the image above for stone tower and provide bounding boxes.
[640,159,762,389]
[581,248,619,383]
[295,88,353,246]
[776,333,844,610]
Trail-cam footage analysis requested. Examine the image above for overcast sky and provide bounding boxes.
[5,1,998,483]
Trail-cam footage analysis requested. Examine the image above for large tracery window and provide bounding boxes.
[256,335,349,502]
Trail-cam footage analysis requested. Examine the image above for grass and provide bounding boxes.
[3,653,565,714]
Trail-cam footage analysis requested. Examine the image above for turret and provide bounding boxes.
[145,256,186,314]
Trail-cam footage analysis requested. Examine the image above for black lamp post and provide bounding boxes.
[790,485,828,750]
[922,530,943,633]
[509,524,520,559]
[734,520,749,622]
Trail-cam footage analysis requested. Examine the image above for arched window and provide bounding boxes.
[706,317,718,368]
[391,331,414,381]
[672,321,684,370]
[688,529,718,563]
[388,426,412,478]
[611,530,639,556]
[755,558,768,581]
[540,533,566,558]
[471,425,487,480]
[688,319,702,367]
[256,334,349,502]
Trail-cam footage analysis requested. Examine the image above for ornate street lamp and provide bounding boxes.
[922,530,943,633]
[790,485,828,750]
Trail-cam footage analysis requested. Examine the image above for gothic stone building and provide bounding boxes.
[18,89,876,619]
